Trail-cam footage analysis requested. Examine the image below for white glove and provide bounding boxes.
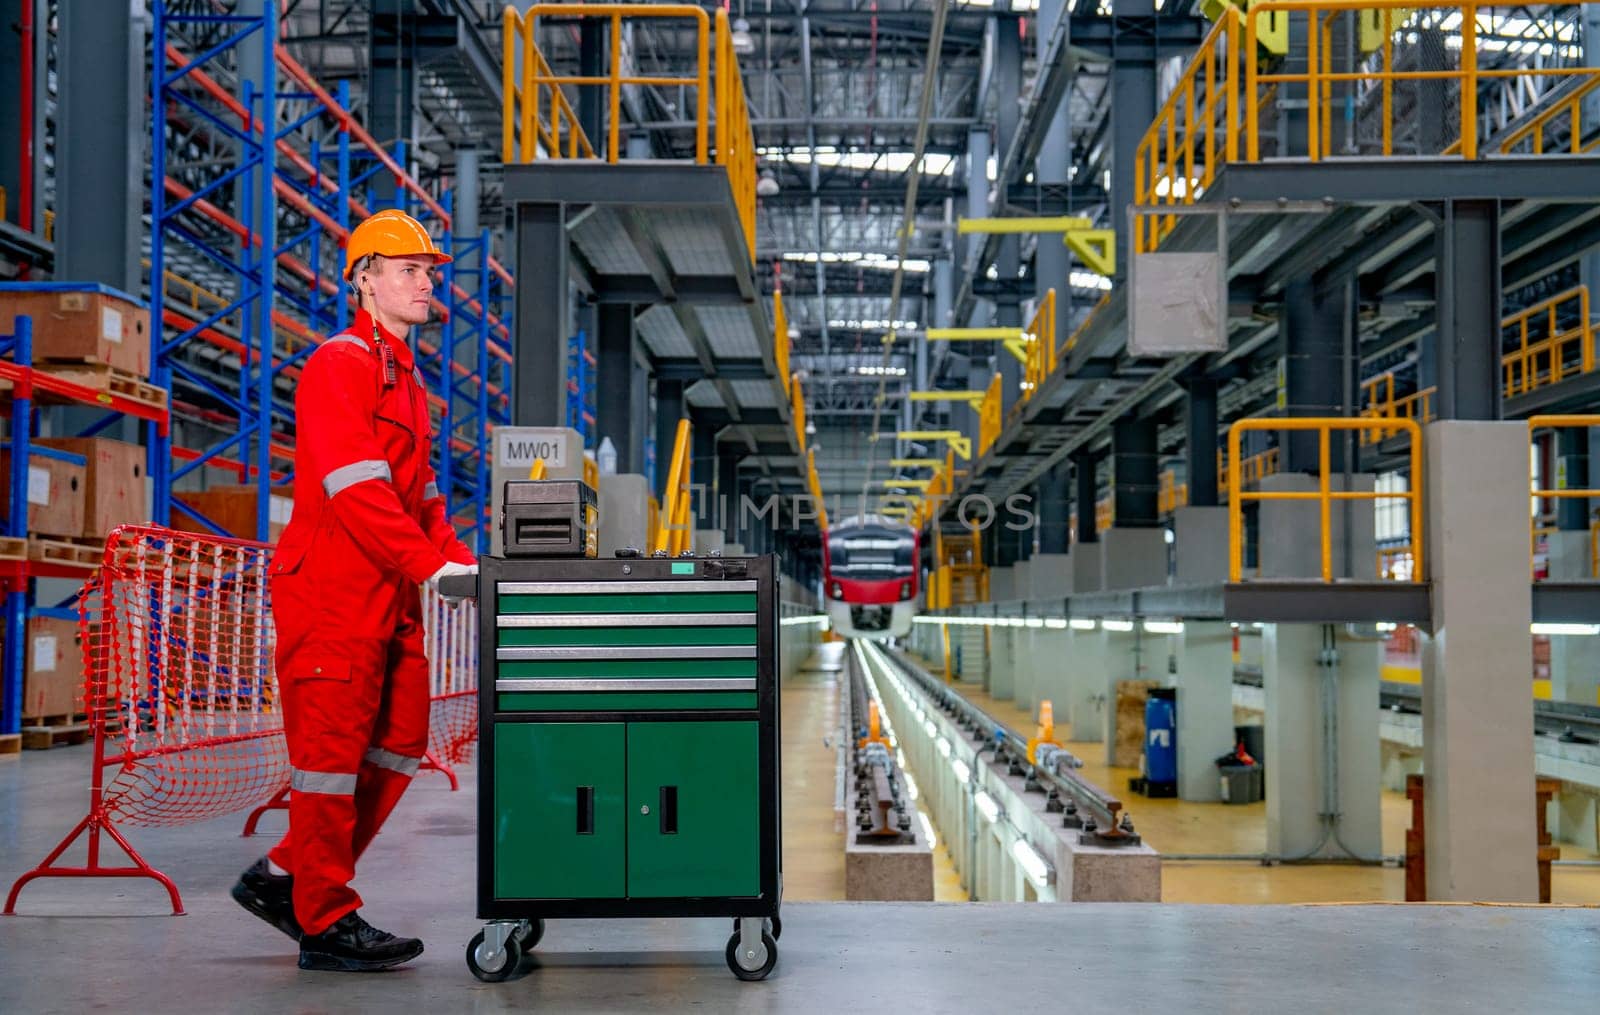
[429,561,478,605]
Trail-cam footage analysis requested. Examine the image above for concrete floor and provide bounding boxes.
[5,746,1600,1012]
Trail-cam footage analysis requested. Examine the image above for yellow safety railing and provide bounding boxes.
[1360,375,1435,444]
[1488,70,1600,156]
[978,372,1002,458]
[1135,6,1244,253]
[1217,446,1280,494]
[805,446,829,530]
[790,371,808,453]
[773,291,792,402]
[1096,495,1114,534]
[1528,415,1600,578]
[1019,288,1057,409]
[1226,417,1424,582]
[1363,287,1595,439]
[653,417,693,555]
[501,5,756,258]
[1377,543,1415,580]
[1159,469,1190,515]
[1137,2,1600,253]
[1503,287,1594,399]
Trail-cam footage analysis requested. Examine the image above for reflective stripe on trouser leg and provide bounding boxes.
[363,746,421,777]
[291,769,359,794]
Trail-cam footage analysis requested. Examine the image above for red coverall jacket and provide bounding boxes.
[266,307,474,935]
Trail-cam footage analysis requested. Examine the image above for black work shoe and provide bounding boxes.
[298,911,424,972]
[231,857,302,941]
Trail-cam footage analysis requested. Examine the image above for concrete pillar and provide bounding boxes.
[1014,621,1038,711]
[1257,474,1377,580]
[990,622,1015,701]
[1422,421,1538,900]
[1263,623,1381,859]
[1547,531,1600,705]
[1100,528,1167,590]
[1173,506,1230,584]
[1171,623,1235,801]
[1101,626,1146,765]
[1065,626,1107,743]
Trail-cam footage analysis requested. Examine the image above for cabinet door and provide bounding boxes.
[626,721,760,898]
[493,722,625,899]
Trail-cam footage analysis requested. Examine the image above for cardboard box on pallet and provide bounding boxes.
[172,484,294,542]
[0,284,151,379]
[22,616,85,722]
[35,438,148,541]
[0,448,88,539]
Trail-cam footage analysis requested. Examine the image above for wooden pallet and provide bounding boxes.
[0,536,25,561]
[0,733,20,760]
[20,712,89,729]
[35,363,168,412]
[28,537,103,568]
[20,722,90,750]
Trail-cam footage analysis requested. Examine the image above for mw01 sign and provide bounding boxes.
[498,429,568,469]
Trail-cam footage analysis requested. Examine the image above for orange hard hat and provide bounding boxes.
[344,209,452,280]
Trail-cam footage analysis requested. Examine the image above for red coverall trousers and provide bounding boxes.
[266,308,474,936]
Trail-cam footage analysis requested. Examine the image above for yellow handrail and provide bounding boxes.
[1528,416,1600,578]
[1226,417,1424,582]
[1503,287,1594,399]
[653,417,692,554]
[978,372,1002,458]
[500,5,755,260]
[790,371,808,453]
[1019,288,1057,409]
[773,291,791,402]
[1137,2,1600,253]
[805,446,829,530]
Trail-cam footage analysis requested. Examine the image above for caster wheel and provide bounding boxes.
[732,914,780,941]
[725,930,778,981]
[467,929,525,982]
[513,920,545,973]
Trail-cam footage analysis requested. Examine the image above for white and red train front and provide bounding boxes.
[822,515,918,640]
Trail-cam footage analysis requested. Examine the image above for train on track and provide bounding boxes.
[822,513,919,640]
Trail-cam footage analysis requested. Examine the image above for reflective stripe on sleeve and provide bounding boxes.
[323,334,369,351]
[363,747,421,777]
[323,459,393,499]
[423,481,441,501]
[291,768,358,795]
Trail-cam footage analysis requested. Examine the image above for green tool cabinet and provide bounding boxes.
[466,554,782,983]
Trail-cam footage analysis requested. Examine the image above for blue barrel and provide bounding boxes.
[1143,688,1177,785]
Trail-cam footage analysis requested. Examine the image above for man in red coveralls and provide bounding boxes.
[231,209,477,971]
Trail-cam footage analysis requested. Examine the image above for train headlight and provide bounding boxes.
[830,581,843,599]
[899,581,912,600]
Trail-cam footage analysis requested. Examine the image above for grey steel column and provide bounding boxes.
[717,451,740,541]
[965,127,992,327]
[1184,377,1219,507]
[1035,0,1072,350]
[1111,417,1159,528]
[1074,450,1099,545]
[1109,0,1157,279]
[1037,461,1071,554]
[596,304,637,472]
[1557,427,1590,532]
[691,420,717,532]
[1433,200,1502,421]
[993,15,1023,415]
[1582,9,1600,300]
[1280,280,1348,471]
[514,203,569,425]
[370,0,417,207]
[654,377,685,497]
[56,1,143,291]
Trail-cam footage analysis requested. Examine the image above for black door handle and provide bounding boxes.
[576,786,595,835]
[659,785,678,835]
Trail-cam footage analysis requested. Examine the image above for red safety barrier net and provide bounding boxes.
[5,524,480,915]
